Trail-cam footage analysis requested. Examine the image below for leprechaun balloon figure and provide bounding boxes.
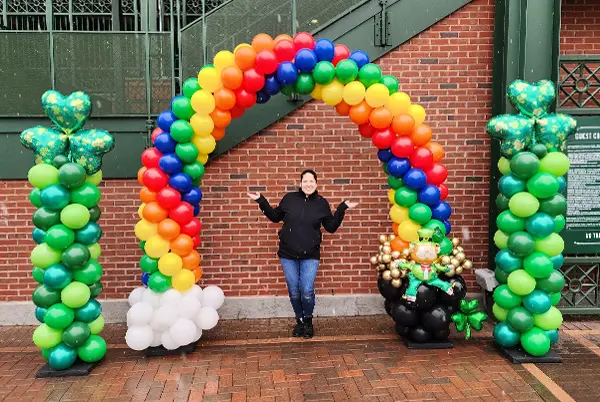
[488,79,576,358]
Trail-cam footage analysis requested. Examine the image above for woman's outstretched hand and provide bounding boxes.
[344,200,359,209]
[247,192,261,201]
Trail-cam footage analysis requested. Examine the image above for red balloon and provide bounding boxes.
[169,202,194,225]
[255,50,278,75]
[230,105,245,118]
[141,148,162,168]
[293,32,315,52]
[235,88,257,109]
[332,44,350,66]
[242,68,266,92]
[372,128,395,150]
[274,39,296,62]
[192,235,201,248]
[391,137,414,158]
[151,128,163,143]
[181,217,202,237]
[358,123,374,138]
[438,183,449,200]
[426,163,449,186]
[142,168,168,192]
[410,147,434,170]
[156,187,182,209]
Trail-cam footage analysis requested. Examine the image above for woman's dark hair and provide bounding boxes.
[300,169,317,182]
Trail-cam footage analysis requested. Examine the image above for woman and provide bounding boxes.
[247,170,358,338]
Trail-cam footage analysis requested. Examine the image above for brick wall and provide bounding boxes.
[561,0,600,54]
[0,0,497,301]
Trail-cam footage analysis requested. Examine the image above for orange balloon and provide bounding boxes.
[211,127,226,141]
[234,46,256,70]
[335,101,351,116]
[392,113,415,136]
[348,101,373,125]
[192,266,203,282]
[137,167,147,185]
[170,234,194,256]
[426,141,445,162]
[369,106,393,129]
[412,124,433,146]
[274,34,293,43]
[221,66,243,90]
[252,33,275,52]
[157,219,180,241]
[392,223,399,236]
[391,237,409,252]
[142,202,168,223]
[214,87,236,110]
[210,108,232,129]
[140,187,156,204]
[182,250,201,270]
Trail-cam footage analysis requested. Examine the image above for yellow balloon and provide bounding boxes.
[172,269,196,291]
[386,92,411,116]
[158,252,183,276]
[134,219,157,241]
[398,219,421,242]
[190,113,214,136]
[138,203,146,219]
[321,80,344,106]
[144,235,170,259]
[192,135,216,155]
[387,189,396,204]
[85,170,102,186]
[498,157,511,175]
[234,43,251,52]
[213,50,235,71]
[409,104,426,125]
[197,66,222,93]
[390,204,409,224]
[197,153,209,165]
[190,90,215,115]
[365,83,389,108]
[311,84,323,100]
[342,81,366,106]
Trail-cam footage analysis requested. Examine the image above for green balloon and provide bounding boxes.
[533,306,563,331]
[394,187,418,207]
[32,228,46,244]
[28,163,59,189]
[493,284,522,309]
[44,303,75,329]
[527,173,559,199]
[31,243,62,268]
[70,184,101,208]
[33,323,63,349]
[439,237,453,255]
[358,63,382,87]
[507,269,536,296]
[539,152,570,177]
[498,174,525,198]
[539,194,567,217]
[48,342,77,370]
[192,177,201,187]
[493,230,509,249]
[553,215,565,233]
[496,194,510,211]
[171,96,195,120]
[45,224,75,250]
[140,255,159,274]
[535,233,564,257]
[313,61,336,85]
[495,267,509,284]
[40,184,70,211]
[520,327,551,357]
[52,155,70,169]
[509,192,539,218]
[88,243,101,260]
[88,315,105,335]
[493,303,509,321]
[382,163,389,175]
[536,270,565,293]
[88,281,103,298]
[524,252,554,278]
[30,188,42,207]
[380,75,399,94]
[62,243,91,269]
[530,143,548,159]
[32,266,45,284]
[33,207,61,231]
[41,348,51,360]
[88,206,101,222]
[280,85,294,96]
[510,152,540,180]
[43,264,73,290]
[77,335,107,363]
[62,321,91,348]
[33,284,62,308]
[183,162,205,179]
[495,249,523,273]
[75,299,102,323]
[294,73,315,95]
[182,77,201,98]
[507,231,535,257]
[497,211,525,234]
[335,59,359,84]
[139,240,146,251]
[388,176,403,189]
[525,213,555,238]
[148,272,171,293]
[550,292,561,306]
[58,163,86,189]
[507,306,535,332]
[85,171,103,186]
[408,203,432,225]
[61,281,91,309]
[170,120,194,143]
[61,204,91,229]
[175,143,199,164]
[423,219,447,235]
[74,260,102,285]
[75,222,102,245]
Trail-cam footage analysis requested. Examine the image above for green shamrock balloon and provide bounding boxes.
[508,80,555,118]
[451,299,488,340]
[535,113,578,153]
[41,90,92,134]
[486,115,534,158]
[20,126,69,165]
[70,129,115,175]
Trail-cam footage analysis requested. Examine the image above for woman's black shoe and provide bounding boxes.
[292,318,304,337]
[303,317,314,339]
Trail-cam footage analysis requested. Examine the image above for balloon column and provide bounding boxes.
[488,80,576,357]
[20,90,114,371]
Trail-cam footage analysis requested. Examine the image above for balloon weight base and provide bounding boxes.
[36,359,100,378]
[497,345,561,364]
[403,338,453,349]
[144,340,199,357]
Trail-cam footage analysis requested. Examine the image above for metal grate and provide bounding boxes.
[149,33,173,113]
[558,56,600,114]
[296,0,366,33]
[559,261,600,311]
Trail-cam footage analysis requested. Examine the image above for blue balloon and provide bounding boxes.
[523,290,552,314]
[43,264,73,290]
[48,343,77,370]
[387,157,410,178]
[403,168,427,190]
[493,321,520,347]
[443,220,451,234]
[525,212,555,238]
[35,307,47,323]
[431,201,451,221]
[276,62,299,86]
[264,75,281,95]
[495,249,523,273]
[169,172,193,193]
[349,50,369,69]
[182,187,203,204]
[193,204,201,216]
[154,132,177,154]
[557,176,566,193]
[550,254,564,270]
[314,38,335,61]
[377,148,393,163]
[498,174,525,198]
[256,90,270,104]
[295,49,318,73]
[33,228,46,245]
[159,153,183,175]
[157,110,177,131]
[545,329,559,345]
[417,185,441,206]
[141,272,149,286]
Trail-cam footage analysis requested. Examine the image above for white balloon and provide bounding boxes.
[141,289,161,309]
[169,318,197,346]
[149,303,178,331]
[178,295,201,320]
[128,287,146,307]
[127,302,154,327]
[202,286,225,309]
[151,331,163,347]
[185,285,203,304]
[193,326,203,342]
[160,288,183,306]
[195,307,219,330]
[161,331,179,350]
[125,325,154,351]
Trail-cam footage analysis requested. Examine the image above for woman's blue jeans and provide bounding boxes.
[280,258,319,319]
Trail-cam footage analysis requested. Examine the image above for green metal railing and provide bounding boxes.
[557,55,600,114]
